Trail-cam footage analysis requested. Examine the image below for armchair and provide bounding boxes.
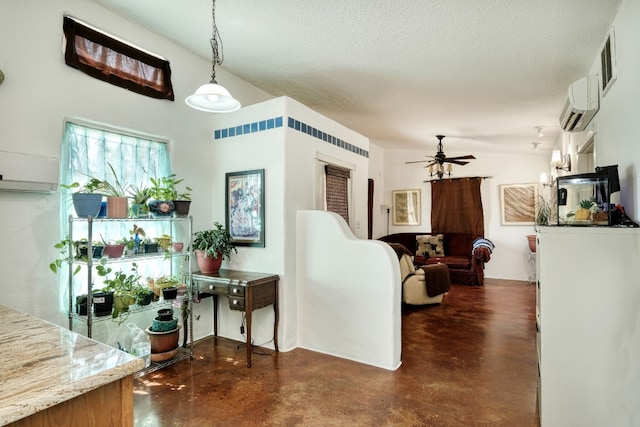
[399,253,450,305]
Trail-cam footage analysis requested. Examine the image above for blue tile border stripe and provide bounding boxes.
[287,117,368,158]
[213,115,368,159]
[214,116,283,140]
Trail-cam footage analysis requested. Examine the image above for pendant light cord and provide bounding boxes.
[210,0,224,84]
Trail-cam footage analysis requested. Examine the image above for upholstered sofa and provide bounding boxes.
[379,232,493,286]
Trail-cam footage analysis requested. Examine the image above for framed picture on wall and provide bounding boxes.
[500,183,537,225]
[226,169,265,247]
[392,189,421,226]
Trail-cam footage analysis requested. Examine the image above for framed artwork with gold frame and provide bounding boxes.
[392,189,421,226]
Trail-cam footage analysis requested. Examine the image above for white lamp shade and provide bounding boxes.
[185,83,241,113]
[551,150,562,165]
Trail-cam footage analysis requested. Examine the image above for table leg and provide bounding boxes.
[212,294,218,336]
[274,282,279,352]
[246,288,253,367]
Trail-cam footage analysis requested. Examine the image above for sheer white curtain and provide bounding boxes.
[58,120,172,304]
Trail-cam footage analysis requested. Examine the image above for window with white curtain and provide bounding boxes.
[59,119,172,303]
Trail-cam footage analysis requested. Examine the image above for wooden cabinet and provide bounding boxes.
[536,227,640,426]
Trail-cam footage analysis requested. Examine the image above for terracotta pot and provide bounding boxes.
[195,250,223,274]
[107,196,128,218]
[526,235,536,253]
[145,325,181,354]
[103,244,125,258]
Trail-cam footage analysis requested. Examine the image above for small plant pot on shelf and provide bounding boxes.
[114,293,136,314]
[107,196,128,219]
[171,242,184,253]
[92,291,114,317]
[76,295,88,315]
[157,308,173,320]
[143,243,159,254]
[103,244,125,258]
[526,235,536,253]
[72,193,103,218]
[147,200,175,217]
[76,243,104,259]
[173,200,191,217]
[162,286,178,300]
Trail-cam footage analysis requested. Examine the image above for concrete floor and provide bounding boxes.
[134,279,539,426]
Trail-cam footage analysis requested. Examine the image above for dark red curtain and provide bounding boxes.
[431,177,484,236]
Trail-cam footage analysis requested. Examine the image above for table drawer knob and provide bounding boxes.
[232,288,238,294]
[233,300,238,305]
[209,285,214,290]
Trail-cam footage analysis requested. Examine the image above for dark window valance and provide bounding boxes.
[63,16,174,101]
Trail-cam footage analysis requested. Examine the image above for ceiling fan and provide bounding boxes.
[405,135,476,180]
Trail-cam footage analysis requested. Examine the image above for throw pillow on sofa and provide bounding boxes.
[416,234,444,257]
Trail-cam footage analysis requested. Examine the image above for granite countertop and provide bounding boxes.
[0,305,144,425]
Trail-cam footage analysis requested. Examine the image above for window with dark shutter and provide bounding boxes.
[325,164,351,225]
[62,16,175,101]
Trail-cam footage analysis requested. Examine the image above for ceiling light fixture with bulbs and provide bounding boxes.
[185,0,241,113]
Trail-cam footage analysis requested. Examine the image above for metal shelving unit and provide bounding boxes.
[66,215,194,367]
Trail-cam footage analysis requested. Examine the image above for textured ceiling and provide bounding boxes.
[92,0,621,154]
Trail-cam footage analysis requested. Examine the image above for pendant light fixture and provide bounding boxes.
[185,0,241,113]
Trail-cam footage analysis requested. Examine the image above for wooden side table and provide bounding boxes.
[192,269,279,367]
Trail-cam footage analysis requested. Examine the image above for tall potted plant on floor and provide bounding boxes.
[193,222,237,273]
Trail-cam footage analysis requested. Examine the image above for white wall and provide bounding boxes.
[369,147,551,281]
[0,0,270,343]
[297,211,401,370]
[209,96,370,351]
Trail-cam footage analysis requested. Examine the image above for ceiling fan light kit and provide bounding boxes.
[406,135,476,180]
[185,0,241,113]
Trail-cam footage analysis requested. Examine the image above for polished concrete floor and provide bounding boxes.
[134,279,539,426]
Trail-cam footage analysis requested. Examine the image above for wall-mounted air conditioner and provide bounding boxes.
[0,150,59,192]
[559,76,599,132]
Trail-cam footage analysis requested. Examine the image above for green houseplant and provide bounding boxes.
[61,178,105,218]
[96,263,143,320]
[127,183,152,218]
[193,222,237,273]
[148,174,192,217]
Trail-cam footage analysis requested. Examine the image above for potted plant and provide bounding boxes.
[148,174,192,217]
[134,284,154,306]
[99,163,131,219]
[75,238,104,259]
[96,263,141,319]
[148,175,177,217]
[149,275,181,300]
[527,195,552,252]
[61,178,104,218]
[128,183,152,218]
[193,222,237,273]
[102,236,125,259]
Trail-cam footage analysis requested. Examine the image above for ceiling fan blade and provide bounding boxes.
[443,159,471,165]
[405,160,434,164]
[445,154,476,160]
